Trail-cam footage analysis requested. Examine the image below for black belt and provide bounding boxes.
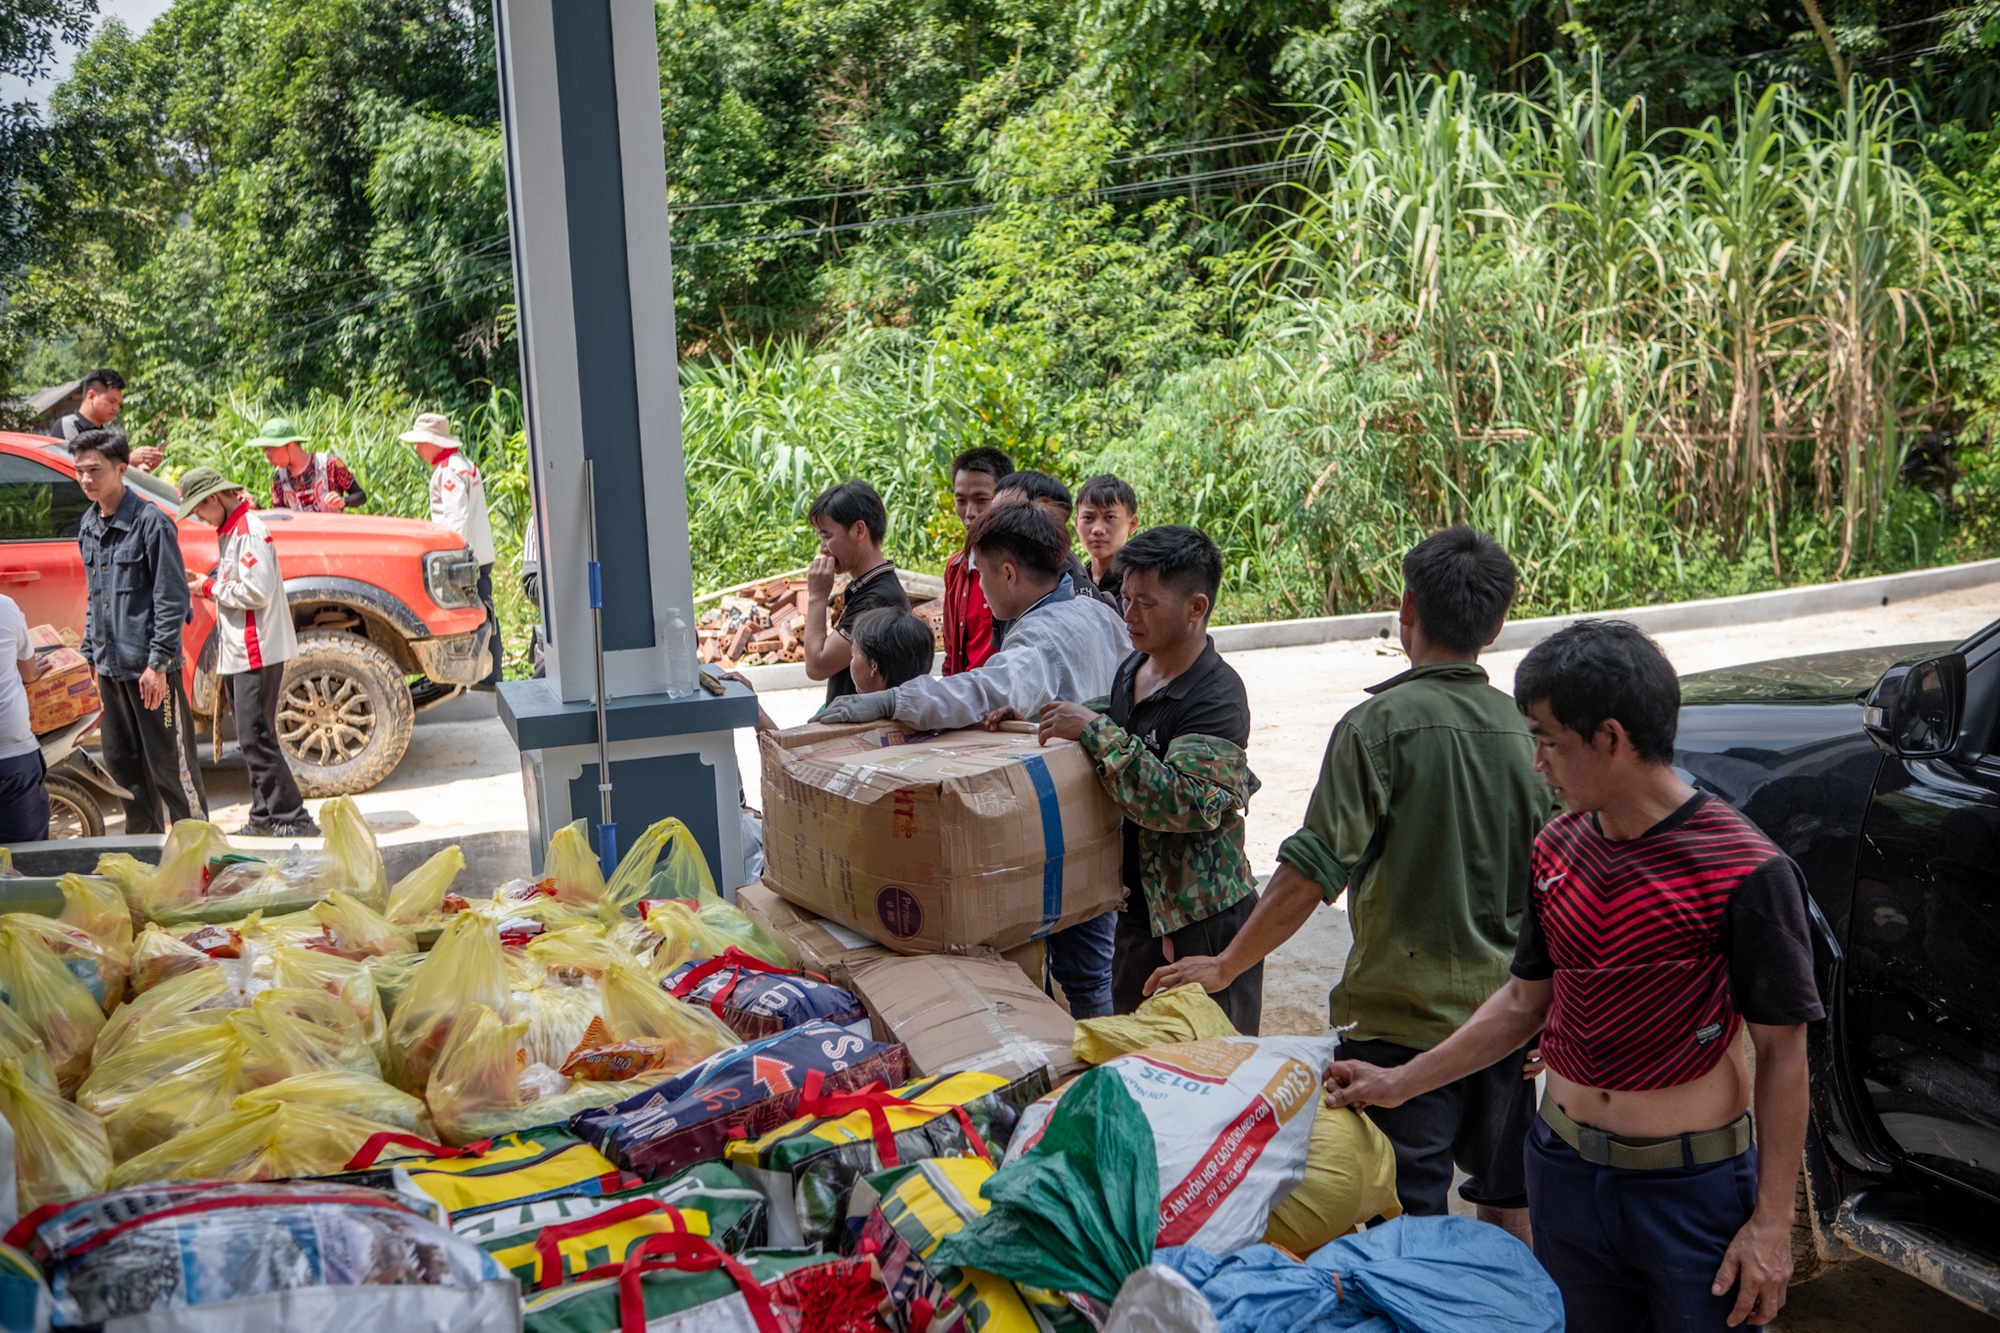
[1539,1093,1752,1170]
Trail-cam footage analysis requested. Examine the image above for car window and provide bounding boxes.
[0,452,91,540]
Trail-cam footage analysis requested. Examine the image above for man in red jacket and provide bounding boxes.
[942,446,1012,675]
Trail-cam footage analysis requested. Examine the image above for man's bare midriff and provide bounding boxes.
[1547,1033,1753,1138]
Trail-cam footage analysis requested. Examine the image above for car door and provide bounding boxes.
[1845,635,2000,1204]
[0,447,93,634]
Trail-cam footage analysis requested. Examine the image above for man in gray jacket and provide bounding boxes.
[815,500,1132,1015]
[74,429,207,833]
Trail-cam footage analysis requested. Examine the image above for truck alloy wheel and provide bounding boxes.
[276,631,416,797]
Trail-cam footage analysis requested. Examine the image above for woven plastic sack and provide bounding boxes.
[387,912,512,1094]
[455,1161,768,1272]
[126,923,212,994]
[663,948,872,1041]
[729,1068,1046,1250]
[234,1069,436,1137]
[107,1099,419,1188]
[56,874,131,1002]
[0,1002,55,1094]
[334,1125,631,1218]
[518,1233,885,1333]
[1072,983,1240,1064]
[0,920,104,1095]
[546,818,608,907]
[311,888,417,958]
[426,1003,637,1146]
[0,1059,109,1214]
[385,844,466,925]
[0,1241,51,1333]
[20,1181,515,1331]
[600,818,713,923]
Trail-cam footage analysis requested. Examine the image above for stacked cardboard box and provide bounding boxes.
[756,719,1122,1082]
[26,624,98,734]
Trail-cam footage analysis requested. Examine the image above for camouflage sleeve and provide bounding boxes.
[1077,714,1255,834]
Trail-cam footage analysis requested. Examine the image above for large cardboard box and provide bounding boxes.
[27,646,98,734]
[845,951,1083,1085]
[759,722,1124,955]
[736,878,1048,992]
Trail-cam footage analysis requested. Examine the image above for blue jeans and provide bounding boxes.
[0,750,48,844]
[1046,909,1116,1019]
[1526,1112,1759,1332]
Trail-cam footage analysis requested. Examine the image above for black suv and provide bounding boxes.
[1675,621,2000,1314]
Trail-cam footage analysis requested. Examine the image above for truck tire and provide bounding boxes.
[45,775,105,840]
[277,631,415,797]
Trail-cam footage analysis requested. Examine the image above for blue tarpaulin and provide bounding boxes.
[1153,1214,1565,1333]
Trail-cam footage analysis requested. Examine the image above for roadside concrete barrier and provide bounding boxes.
[3,823,531,884]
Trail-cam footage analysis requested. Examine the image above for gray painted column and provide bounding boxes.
[494,0,693,704]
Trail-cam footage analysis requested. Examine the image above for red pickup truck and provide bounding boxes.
[0,432,493,801]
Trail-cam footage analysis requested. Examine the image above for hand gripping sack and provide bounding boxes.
[726,1068,1047,1250]
[0,920,104,1095]
[570,1023,909,1181]
[456,1161,767,1271]
[518,1232,888,1333]
[0,1059,109,1214]
[936,1036,1339,1304]
[385,844,467,925]
[14,1180,517,1332]
[663,949,871,1041]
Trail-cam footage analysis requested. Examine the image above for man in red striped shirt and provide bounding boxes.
[1325,620,1822,1331]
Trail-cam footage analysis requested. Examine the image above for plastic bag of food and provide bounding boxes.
[310,889,417,958]
[0,1059,110,1213]
[385,844,465,925]
[524,923,637,981]
[365,950,424,1020]
[555,965,738,1083]
[271,943,390,1053]
[20,1180,514,1330]
[640,891,789,970]
[516,978,604,1071]
[320,794,389,905]
[2,915,120,1018]
[0,919,105,1095]
[0,998,55,1094]
[232,1069,437,1138]
[546,818,607,907]
[90,852,152,926]
[126,922,213,994]
[106,1099,415,1189]
[92,964,239,1063]
[238,984,380,1078]
[425,1003,638,1146]
[386,912,511,1093]
[600,818,713,922]
[57,874,132,993]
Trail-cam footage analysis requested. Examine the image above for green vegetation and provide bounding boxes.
[10,0,2000,649]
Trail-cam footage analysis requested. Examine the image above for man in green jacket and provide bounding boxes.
[1150,526,1553,1240]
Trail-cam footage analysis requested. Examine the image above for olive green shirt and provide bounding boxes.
[1276,661,1556,1050]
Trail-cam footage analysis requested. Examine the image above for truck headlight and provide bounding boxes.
[424,548,482,609]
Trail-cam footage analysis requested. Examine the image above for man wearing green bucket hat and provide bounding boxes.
[250,418,367,514]
[179,466,317,837]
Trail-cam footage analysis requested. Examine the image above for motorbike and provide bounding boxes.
[37,712,127,840]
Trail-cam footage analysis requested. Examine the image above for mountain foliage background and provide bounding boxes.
[10,0,2000,633]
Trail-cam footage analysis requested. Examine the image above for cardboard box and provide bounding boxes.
[736,879,1048,992]
[759,722,1125,955]
[27,624,77,651]
[27,647,98,734]
[845,951,1083,1085]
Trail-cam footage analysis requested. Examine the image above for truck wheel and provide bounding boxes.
[277,632,415,797]
[45,776,105,840]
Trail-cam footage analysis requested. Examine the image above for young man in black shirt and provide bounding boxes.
[1034,525,1261,1033]
[803,480,910,704]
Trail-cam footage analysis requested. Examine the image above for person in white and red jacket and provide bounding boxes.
[178,466,316,838]
[402,411,501,689]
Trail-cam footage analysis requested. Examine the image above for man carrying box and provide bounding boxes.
[1033,525,1262,1034]
[0,593,49,843]
[814,501,1132,1017]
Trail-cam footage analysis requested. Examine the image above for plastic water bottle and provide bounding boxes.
[662,607,697,698]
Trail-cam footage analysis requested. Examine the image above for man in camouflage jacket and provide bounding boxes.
[1033,525,1263,1034]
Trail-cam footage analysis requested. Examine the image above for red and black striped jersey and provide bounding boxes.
[1512,792,1824,1092]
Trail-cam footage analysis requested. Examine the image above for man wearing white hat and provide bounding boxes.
[402,412,501,688]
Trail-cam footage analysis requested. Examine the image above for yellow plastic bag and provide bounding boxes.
[107,1100,410,1189]
[59,873,134,996]
[138,820,233,921]
[600,962,736,1051]
[384,845,465,925]
[270,945,389,1053]
[517,981,605,1072]
[546,819,607,907]
[0,916,106,1094]
[386,913,510,1094]
[93,965,239,1064]
[640,891,788,970]
[3,913,125,1017]
[319,795,389,907]
[238,985,379,1079]
[310,889,416,958]
[600,818,713,922]
[128,923,214,994]
[1073,982,1241,1064]
[525,923,640,981]
[234,1070,437,1138]
[364,952,424,1021]
[0,1058,110,1212]
[0,995,58,1092]
[425,1003,636,1146]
